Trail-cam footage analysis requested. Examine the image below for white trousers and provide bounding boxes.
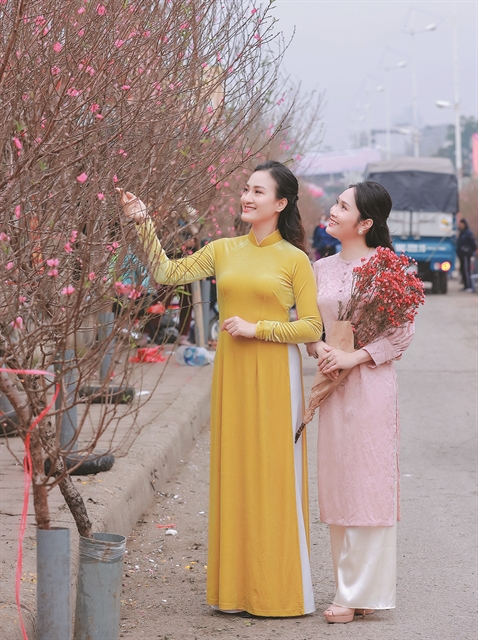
[330,483,397,610]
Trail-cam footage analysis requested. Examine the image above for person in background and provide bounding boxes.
[457,218,477,292]
[312,214,340,260]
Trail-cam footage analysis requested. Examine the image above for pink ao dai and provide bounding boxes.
[313,253,415,527]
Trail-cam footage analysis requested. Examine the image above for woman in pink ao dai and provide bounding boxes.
[307,181,415,624]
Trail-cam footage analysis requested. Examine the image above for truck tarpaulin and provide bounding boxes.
[364,157,458,214]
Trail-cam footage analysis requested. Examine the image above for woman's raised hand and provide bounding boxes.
[116,187,148,223]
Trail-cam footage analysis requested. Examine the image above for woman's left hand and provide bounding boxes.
[319,345,358,376]
[222,316,256,339]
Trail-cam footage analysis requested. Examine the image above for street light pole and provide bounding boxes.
[435,11,462,189]
[384,51,392,159]
[404,11,437,158]
[410,25,420,157]
[453,12,462,186]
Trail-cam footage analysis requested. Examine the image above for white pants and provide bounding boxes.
[330,483,397,610]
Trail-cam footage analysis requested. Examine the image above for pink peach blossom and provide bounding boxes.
[96,4,106,15]
[53,42,62,52]
[61,285,75,295]
[64,242,73,253]
[6,262,14,270]
[46,258,59,267]
[88,272,95,281]
[13,137,22,150]
[48,269,58,277]
[97,193,105,200]
[61,284,75,296]
[77,172,88,183]
[51,65,60,75]
[11,317,23,330]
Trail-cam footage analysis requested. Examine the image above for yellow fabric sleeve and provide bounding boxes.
[255,253,323,344]
[136,217,215,284]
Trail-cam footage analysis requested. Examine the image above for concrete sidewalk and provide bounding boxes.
[0,352,213,639]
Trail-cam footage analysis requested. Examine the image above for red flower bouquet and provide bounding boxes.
[337,247,425,349]
[296,247,425,442]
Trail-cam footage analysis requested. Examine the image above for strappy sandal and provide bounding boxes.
[355,608,375,616]
[323,605,354,624]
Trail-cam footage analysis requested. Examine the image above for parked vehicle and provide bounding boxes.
[365,157,459,294]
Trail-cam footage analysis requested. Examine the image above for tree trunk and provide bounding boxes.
[40,417,94,539]
[56,457,93,539]
[30,431,50,530]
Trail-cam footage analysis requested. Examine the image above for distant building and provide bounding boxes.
[419,124,449,158]
[296,148,381,186]
[296,148,382,208]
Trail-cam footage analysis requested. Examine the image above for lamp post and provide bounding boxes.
[435,13,462,187]
[404,11,437,157]
[381,51,407,159]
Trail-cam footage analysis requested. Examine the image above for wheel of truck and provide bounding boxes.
[439,271,448,294]
[431,272,440,294]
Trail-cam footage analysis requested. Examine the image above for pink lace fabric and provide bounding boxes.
[313,254,415,526]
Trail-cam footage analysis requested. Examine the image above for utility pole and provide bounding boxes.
[404,10,437,158]
[453,11,462,187]
[410,15,420,157]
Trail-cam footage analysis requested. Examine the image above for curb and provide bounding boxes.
[88,366,212,537]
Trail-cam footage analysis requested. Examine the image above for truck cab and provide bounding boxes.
[365,157,458,294]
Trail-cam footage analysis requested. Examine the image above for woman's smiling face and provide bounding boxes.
[240,170,287,226]
[327,187,371,241]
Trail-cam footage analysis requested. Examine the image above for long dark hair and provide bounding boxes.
[254,160,306,252]
[349,181,394,250]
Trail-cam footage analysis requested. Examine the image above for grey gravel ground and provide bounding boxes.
[120,279,477,640]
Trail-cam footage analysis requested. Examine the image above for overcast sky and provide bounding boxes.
[267,0,477,151]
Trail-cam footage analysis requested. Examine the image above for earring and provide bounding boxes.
[358,229,363,235]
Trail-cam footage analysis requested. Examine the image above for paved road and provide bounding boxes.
[119,280,477,640]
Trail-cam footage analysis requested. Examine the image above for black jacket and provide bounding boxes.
[457,228,477,258]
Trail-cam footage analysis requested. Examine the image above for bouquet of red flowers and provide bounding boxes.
[337,246,426,349]
[295,247,425,442]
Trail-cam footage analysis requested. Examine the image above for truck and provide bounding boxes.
[364,157,459,294]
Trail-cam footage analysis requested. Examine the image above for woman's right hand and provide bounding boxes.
[306,341,337,380]
[116,188,148,223]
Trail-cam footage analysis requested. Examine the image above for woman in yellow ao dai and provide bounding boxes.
[118,161,322,617]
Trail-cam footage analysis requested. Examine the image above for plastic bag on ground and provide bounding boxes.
[175,346,215,366]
